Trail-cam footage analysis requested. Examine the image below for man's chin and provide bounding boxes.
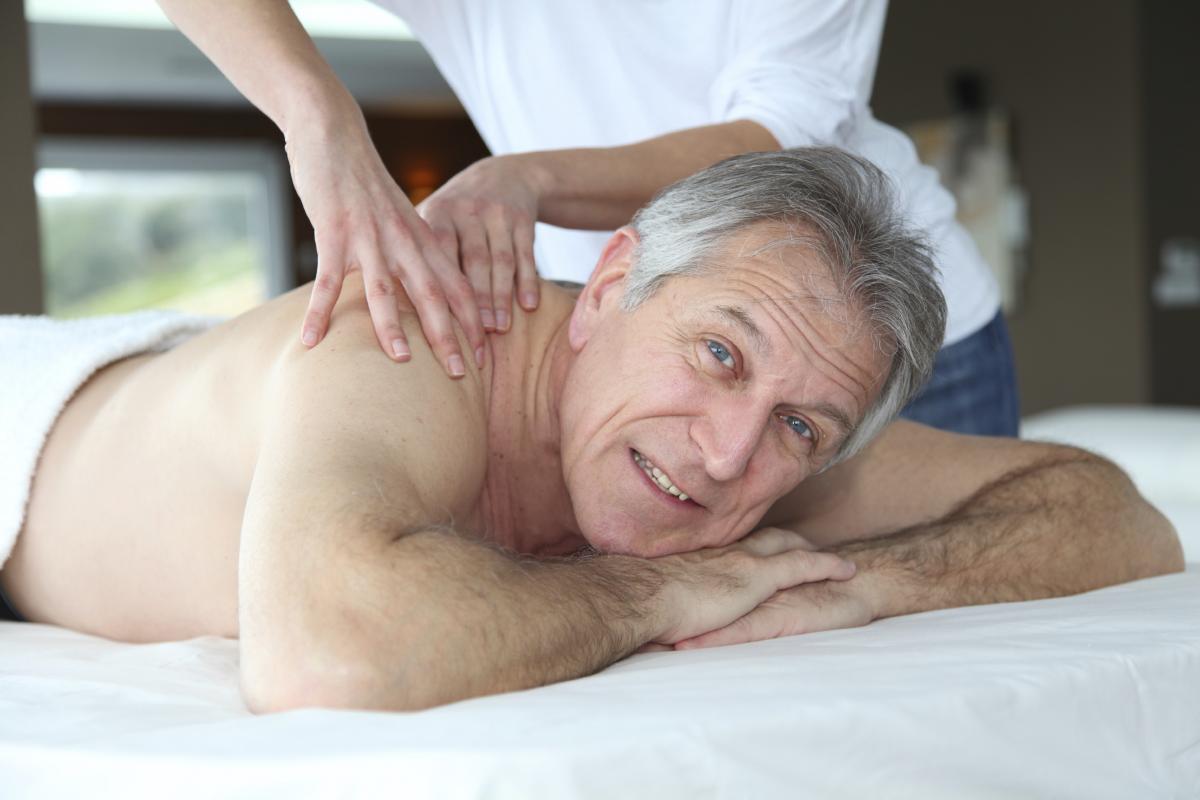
[578,523,690,559]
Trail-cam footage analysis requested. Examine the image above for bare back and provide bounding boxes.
[2,275,577,642]
[2,287,316,639]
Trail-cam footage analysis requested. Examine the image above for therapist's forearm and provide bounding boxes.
[834,452,1184,621]
[156,0,359,135]
[518,120,780,230]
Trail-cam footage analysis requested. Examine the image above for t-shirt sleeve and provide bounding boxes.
[711,0,888,149]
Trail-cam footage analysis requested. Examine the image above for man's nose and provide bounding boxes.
[691,397,769,483]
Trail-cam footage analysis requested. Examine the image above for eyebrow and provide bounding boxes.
[709,304,856,444]
[714,304,771,356]
[809,402,855,442]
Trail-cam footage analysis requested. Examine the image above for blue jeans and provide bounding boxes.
[899,312,1020,437]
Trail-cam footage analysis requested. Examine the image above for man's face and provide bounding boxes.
[559,224,890,558]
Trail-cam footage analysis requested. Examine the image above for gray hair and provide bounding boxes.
[623,147,947,464]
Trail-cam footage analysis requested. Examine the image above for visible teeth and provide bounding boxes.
[634,450,688,501]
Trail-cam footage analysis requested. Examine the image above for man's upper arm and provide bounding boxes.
[237,299,488,647]
[761,420,1071,547]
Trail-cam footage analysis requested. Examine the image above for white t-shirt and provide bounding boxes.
[371,0,999,345]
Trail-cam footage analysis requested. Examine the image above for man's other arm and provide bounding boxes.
[691,422,1185,647]
[237,295,852,711]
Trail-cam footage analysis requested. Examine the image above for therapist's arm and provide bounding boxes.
[418,121,780,329]
[155,0,485,375]
[522,120,781,230]
[677,421,1185,648]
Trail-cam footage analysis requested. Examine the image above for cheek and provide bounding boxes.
[718,457,809,533]
[565,354,705,448]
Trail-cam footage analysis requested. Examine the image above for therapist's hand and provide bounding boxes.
[417,155,544,333]
[290,111,486,377]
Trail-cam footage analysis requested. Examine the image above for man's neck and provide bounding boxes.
[478,283,583,555]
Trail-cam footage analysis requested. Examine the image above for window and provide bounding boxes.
[35,138,291,318]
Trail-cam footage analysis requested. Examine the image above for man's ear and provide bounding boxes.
[568,227,638,351]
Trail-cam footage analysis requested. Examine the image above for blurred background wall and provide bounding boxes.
[2,0,1197,415]
[1139,2,1200,408]
[1,1,44,314]
[875,0,1150,414]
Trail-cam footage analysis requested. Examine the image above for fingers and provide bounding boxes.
[736,526,819,558]
[385,210,487,376]
[456,217,495,332]
[358,250,411,363]
[766,549,856,591]
[675,606,775,650]
[513,216,539,312]
[482,208,517,332]
[734,528,853,591]
[428,222,461,276]
[424,237,488,368]
[678,575,872,650]
[380,226,469,375]
[300,235,349,348]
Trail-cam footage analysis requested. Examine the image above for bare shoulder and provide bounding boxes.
[254,273,490,531]
[762,420,1081,547]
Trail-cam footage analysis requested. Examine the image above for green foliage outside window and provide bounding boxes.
[37,171,266,318]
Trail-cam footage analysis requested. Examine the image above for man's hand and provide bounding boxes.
[289,103,486,377]
[674,578,877,650]
[646,527,858,645]
[733,422,1188,655]
[417,155,544,333]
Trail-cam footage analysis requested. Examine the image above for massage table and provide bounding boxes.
[2,405,1198,798]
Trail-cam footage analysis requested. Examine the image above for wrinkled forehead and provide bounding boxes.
[701,220,846,291]
[674,226,891,412]
[685,222,880,345]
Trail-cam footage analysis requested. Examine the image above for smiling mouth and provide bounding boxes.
[631,449,698,505]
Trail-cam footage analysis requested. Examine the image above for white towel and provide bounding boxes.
[0,311,218,568]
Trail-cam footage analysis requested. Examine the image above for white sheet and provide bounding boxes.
[3,403,1197,797]
[3,567,1198,799]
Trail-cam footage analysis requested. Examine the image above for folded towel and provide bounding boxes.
[0,311,217,568]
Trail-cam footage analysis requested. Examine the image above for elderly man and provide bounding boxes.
[0,149,1182,713]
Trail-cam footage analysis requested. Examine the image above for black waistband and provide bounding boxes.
[0,579,25,623]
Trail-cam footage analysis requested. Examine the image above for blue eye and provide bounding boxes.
[706,340,735,369]
[782,415,814,440]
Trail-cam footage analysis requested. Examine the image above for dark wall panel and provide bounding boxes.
[875,0,1148,415]
[1142,1,1200,405]
[1,8,44,314]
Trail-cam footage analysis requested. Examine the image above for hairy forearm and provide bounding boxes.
[244,528,667,713]
[518,120,779,230]
[831,452,1185,620]
[389,531,666,707]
